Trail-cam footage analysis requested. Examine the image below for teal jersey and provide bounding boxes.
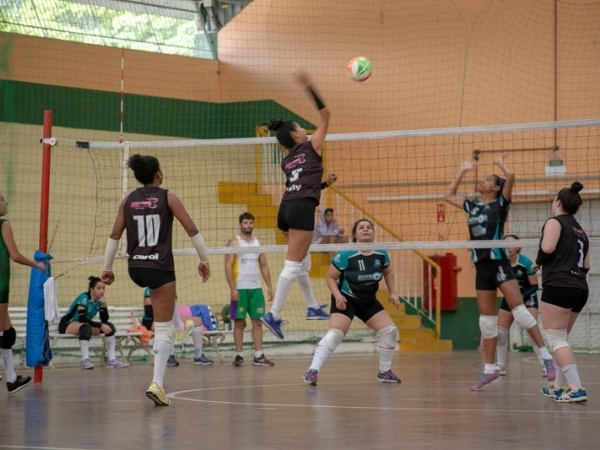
[463,195,510,263]
[331,250,390,299]
[0,220,10,291]
[65,292,103,322]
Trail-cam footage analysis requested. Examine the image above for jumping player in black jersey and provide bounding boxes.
[261,70,332,340]
[0,192,46,393]
[302,219,401,386]
[445,153,554,391]
[495,235,547,377]
[537,182,590,403]
[101,154,211,406]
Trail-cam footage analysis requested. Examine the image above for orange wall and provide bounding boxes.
[2,0,600,300]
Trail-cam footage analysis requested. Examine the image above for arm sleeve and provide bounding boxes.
[99,307,109,323]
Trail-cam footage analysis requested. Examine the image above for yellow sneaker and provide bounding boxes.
[145,382,170,406]
[175,319,195,344]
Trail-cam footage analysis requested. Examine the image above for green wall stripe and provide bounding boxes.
[0,80,312,138]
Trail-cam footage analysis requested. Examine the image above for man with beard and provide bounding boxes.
[225,212,274,366]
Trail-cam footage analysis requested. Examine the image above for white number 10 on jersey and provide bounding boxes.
[134,214,160,247]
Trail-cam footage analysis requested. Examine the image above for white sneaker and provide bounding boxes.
[496,364,507,376]
[106,358,130,369]
[81,358,94,370]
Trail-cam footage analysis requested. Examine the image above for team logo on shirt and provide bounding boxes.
[284,153,306,170]
[131,197,158,209]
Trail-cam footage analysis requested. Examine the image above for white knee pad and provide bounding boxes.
[280,260,303,282]
[299,253,312,276]
[545,328,569,352]
[497,326,509,347]
[318,328,345,353]
[479,315,498,339]
[512,304,537,330]
[377,324,398,349]
[153,320,174,345]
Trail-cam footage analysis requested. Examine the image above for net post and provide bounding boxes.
[35,109,53,383]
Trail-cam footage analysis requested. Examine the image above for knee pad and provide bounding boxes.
[497,326,509,347]
[79,323,92,341]
[280,260,303,282]
[153,320,174,345]
[103,321,116,337]
[0,327,16,349]
[377,324,398,349]
[317,328,345,353]
[545,328,569,352]
[479,315,498,339]
[299,253,312,276]
[512,304,537,330]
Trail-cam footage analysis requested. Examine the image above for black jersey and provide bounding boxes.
[124,186,175,271]
[540,214,589,290]
[463,195,510,263]
[280,140,323,204]
[332,250,390,300]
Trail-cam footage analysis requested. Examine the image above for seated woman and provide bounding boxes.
[312,208,348,244]
[143,288,213,366]
[59,276,129,370]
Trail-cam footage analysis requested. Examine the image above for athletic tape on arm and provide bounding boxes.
[103,238,119,271]
[191,233,209,263]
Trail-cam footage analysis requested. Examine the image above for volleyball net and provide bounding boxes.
[11,118,589,349]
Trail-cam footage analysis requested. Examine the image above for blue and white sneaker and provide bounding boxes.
[261,312,285,340]
[306,304,330,320]
[541,384,565,398]
[555,388,587,403]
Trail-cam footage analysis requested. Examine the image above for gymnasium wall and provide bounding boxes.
[2,0,600,333]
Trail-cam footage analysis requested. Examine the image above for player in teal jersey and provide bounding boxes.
[303,219,401,386]
[0,192,46,393]
[59,276,129,370]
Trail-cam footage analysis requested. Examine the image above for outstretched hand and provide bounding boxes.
[293,69,311,87]
[460,159,478,172]
[493,152,508,166]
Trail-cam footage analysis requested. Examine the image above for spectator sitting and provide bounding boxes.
[312,208,348,244]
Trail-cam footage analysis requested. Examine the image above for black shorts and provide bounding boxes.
[541,286,588,313]
[277,198,317,232]
[330,294,385,323]
[500,293,539,312]
[128,267,176,290]
[475,260,516,291]
[0,289,9,305]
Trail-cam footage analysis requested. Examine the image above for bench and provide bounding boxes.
[10,306,151,367]
[9,305,231,365]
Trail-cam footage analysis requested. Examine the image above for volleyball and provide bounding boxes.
[346,56,372,82]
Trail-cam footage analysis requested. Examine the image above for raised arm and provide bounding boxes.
[294,69,330,153]
[493,152,515,201]
[445,160,476,209]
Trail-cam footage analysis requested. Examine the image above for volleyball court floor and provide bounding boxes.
[1,351,598,449]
